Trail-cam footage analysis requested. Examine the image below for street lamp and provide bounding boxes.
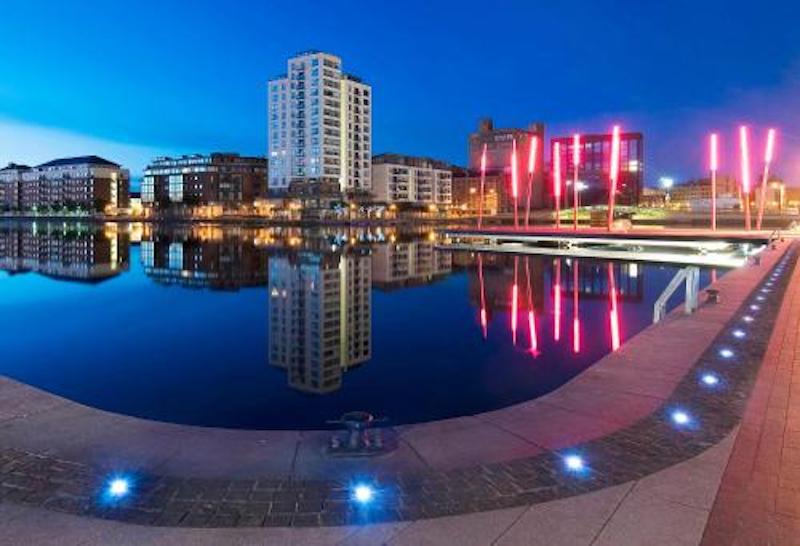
[659,177,674,207]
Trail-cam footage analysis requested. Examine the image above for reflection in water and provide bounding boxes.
[268,249,372,394]
[141,228,269,290]
[0,222,128,281]
[472,253,643,357]
[0,221,715,428]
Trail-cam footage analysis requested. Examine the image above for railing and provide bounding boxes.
[653,266,700,323]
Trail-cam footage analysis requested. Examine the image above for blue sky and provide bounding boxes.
[1,0,799,184]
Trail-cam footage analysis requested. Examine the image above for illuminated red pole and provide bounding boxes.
[739,126,752,231]
[478,144,487,229]
[572,259,580,354]
[572,133,580,230]
[511,139,519,229]
[756,128,777,230]
[478,254,488,339]
[553,142,562,229]
[607,126,621,231]
[608,263,620,351]
[710,133,719,231]
[525,257,538,354]
[525,135,538,228]
[554,258,561,341]
[511,256,519,344]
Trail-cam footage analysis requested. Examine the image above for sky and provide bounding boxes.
[1,0,799,186]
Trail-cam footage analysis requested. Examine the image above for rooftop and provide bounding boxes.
[36,156,120,169]
[372,153,452,170]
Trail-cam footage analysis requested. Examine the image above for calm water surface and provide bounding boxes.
[0,222,720,429]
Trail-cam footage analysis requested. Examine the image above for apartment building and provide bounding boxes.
[142,153,267,208]
[371,154,453,206]
[267,51,372,197]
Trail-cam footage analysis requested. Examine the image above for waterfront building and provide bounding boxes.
[371,154,453,207]
[0,223,129,281]
[467,118,546,211]
[371,239,452,290]
[140,229,269,290]
[0,163,29,211]
[551,131,644,207]
[268,249,372,393]
[267,51,372,198]
[668,175,740,210]
[451,167,509,216]
[0,157,129,212]
[142,153,267,209]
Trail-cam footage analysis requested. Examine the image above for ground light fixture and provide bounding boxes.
[719,348,734,359]
[671,410,691,426]
[106,477,131,499]
[743,315,754,323]
[733,329,746,339]
[750,304,760,311]
[701,373,720,386]
[563,454,585,472]
[352,484,375,504]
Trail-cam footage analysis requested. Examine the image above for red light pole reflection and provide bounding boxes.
[608,263,621,351]
[525,258,538,354]
[572,260,581,354]
[554,258,562,341]
[478,254,488,339]
[511,256,519,344]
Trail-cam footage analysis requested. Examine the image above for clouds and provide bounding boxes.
[0,117,184,177]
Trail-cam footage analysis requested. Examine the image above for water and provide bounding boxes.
[0,221,720,430]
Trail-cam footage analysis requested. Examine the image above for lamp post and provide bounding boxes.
[478,144,487,228]
[739,126,752,231]
[607,126,621,231]
[709,133,719,230]
[553,141,562,229]
[525,135,537,228]
[572,133,580,230]
[756,128,776,230]
[511,139,519,229]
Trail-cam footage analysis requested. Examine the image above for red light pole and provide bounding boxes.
[607,126,621,231]
[525,135,538,228]
[511,139,519,229]
[553,142,562,229]
[572,133,581,230]
[739,126,752,231]
[478,144,487,229]
[756,128,776,230]
[710,133,719,231]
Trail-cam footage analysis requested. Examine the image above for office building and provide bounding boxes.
[371,154,453,206]
[0,156,129,212]
[467,118,546,211]
[451,167,510,216]
[268,249,371,393]
[267,51,372,197]
[142,153,267,208]
[551,131,644,207]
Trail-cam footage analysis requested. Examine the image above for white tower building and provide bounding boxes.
[268,51,372,196]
